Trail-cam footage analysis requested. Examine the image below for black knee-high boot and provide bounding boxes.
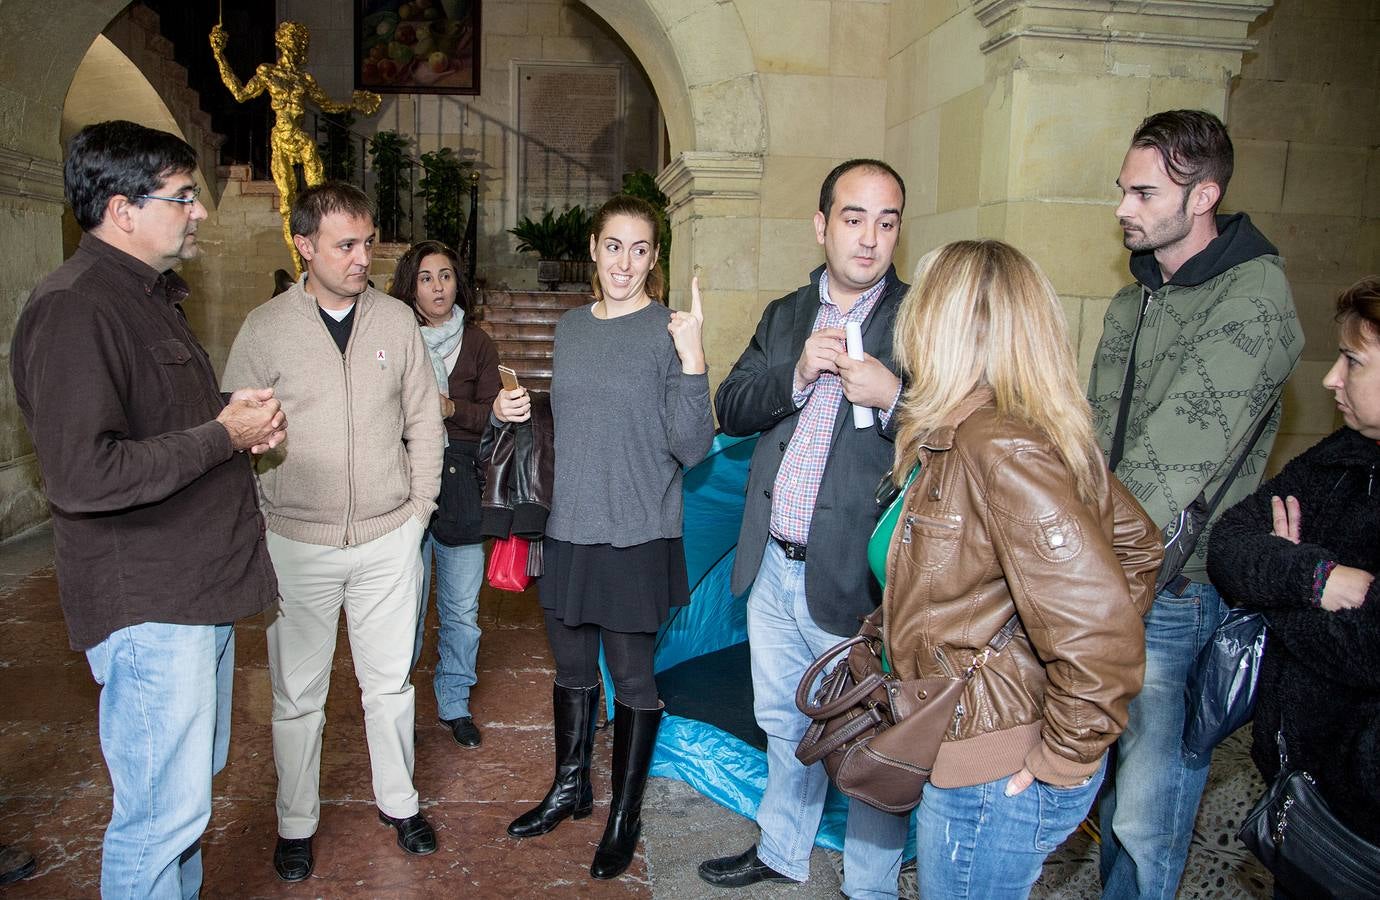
[507,682,601,837]
[590,701,662,879]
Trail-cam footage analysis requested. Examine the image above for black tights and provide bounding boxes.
[543,611,659,709]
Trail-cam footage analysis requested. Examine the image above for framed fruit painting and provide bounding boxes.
[356,0,481,94]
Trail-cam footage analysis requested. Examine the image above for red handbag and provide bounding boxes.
[486,534,532,592]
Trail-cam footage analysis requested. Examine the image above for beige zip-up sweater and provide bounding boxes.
[222,279,443,547]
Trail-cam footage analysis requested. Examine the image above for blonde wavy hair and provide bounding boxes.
[892,240,1103,502]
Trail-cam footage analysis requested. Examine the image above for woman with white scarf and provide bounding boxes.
[393,240,500,749]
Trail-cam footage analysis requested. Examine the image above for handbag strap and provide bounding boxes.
[1204,402,1279,516]
[1108,288,1150,473]
[797,612,1022,722]
[964,614,1021,677]
[794,634,888,718]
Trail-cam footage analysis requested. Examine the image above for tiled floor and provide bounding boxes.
[0,525,649,898]
[0,523,1273,898]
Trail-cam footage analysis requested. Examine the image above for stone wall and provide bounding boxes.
[178,170,295,377]
[886,0,986,276]
[274,0,663,290]
[1225,0,1380,464]
[0,189,63,539]
[737,0,890,305]
[878,0,1368,474]
[3,0,1378,540]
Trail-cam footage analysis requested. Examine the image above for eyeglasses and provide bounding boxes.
[135,186,203,205]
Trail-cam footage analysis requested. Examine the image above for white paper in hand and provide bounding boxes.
[844,321,874,429]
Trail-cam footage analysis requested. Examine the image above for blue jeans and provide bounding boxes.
[748,540,909,899]
[917,759,1106,899]
[85,621,234,900]
[413,531,484,720]
[1100,581,1225,899]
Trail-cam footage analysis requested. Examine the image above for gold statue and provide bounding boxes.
[209,21,382,274]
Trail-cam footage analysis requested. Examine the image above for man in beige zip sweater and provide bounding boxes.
[222,182,443,882]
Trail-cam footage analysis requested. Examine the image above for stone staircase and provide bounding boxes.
[102,4,225,204]
[476,290,593,393]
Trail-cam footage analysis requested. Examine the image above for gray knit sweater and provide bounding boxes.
[545,302,713,547]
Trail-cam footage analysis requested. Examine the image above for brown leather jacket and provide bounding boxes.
[882,390,1161,788]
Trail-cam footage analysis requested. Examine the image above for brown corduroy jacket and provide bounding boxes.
[11,234,276,649]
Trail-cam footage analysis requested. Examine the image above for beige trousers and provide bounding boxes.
[265,517,425,839]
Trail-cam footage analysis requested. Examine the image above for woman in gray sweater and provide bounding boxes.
[498,195,713,880]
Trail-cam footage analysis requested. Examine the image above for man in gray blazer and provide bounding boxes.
[700,159,910,895]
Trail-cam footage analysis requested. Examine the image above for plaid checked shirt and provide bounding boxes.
[769,271,893,545]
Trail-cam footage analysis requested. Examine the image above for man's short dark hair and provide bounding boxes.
[1131,110,1234,207]
[290,182,375,241]
[818,159,907,219]
[64,121,198,232]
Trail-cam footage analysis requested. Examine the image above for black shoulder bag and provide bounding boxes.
[1239,728,1380,898]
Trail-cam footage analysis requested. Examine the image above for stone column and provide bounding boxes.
[0,148,66,536]
[658,151,765,393]
[971,0,1273,370]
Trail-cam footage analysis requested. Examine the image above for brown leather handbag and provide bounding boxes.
[794,610,1020,813]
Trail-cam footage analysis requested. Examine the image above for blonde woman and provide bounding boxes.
[877,240,1162,897]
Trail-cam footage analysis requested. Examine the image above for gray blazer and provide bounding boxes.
[715,264,908,636]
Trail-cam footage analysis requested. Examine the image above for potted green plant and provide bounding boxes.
[418,147,473,252]
[368,130,411,242]
[509,205,593,290]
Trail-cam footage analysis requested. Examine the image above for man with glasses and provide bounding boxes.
[11,120,286,898]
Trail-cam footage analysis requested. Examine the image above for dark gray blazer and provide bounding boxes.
[715,264,908,636]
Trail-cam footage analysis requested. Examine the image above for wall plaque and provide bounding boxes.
[515,63,623,215]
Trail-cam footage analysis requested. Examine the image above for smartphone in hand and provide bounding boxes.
[499,365,521,392]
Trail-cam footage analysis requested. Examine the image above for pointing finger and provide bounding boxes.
[691,275,704,321]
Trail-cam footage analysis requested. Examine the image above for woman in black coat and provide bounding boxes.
[1207,276,1380,865]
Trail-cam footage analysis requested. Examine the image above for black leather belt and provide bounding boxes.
[773,536,807,561]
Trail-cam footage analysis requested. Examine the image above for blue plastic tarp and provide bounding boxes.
[600,432,913,855]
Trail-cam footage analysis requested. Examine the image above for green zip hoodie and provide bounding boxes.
[1087,213,1303,582]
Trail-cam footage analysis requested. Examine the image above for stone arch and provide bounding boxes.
[574,0,766,157]
[570,0,769,393]
[0,0,133,164]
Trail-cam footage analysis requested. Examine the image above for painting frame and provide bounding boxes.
[355,0,481,95]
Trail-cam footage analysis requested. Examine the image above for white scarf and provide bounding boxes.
[420,307,465,390]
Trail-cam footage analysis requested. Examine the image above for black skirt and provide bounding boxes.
[538,536,691,633]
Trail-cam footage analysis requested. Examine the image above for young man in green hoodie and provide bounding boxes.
[1090,110,1303,900]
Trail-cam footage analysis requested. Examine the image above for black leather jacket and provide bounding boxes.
[478,392,554,540]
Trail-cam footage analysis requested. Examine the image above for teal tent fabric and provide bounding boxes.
[597,432,899,853]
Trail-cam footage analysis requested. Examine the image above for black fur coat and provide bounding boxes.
[1207,426,1380,844]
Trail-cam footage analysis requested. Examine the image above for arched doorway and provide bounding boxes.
[572,0,770,382]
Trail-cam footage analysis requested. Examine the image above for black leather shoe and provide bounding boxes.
[441,715,482,747]
[378,811,437,855]
[0,844,36,885]
[697,845,799,887]
[272,836,314,882]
